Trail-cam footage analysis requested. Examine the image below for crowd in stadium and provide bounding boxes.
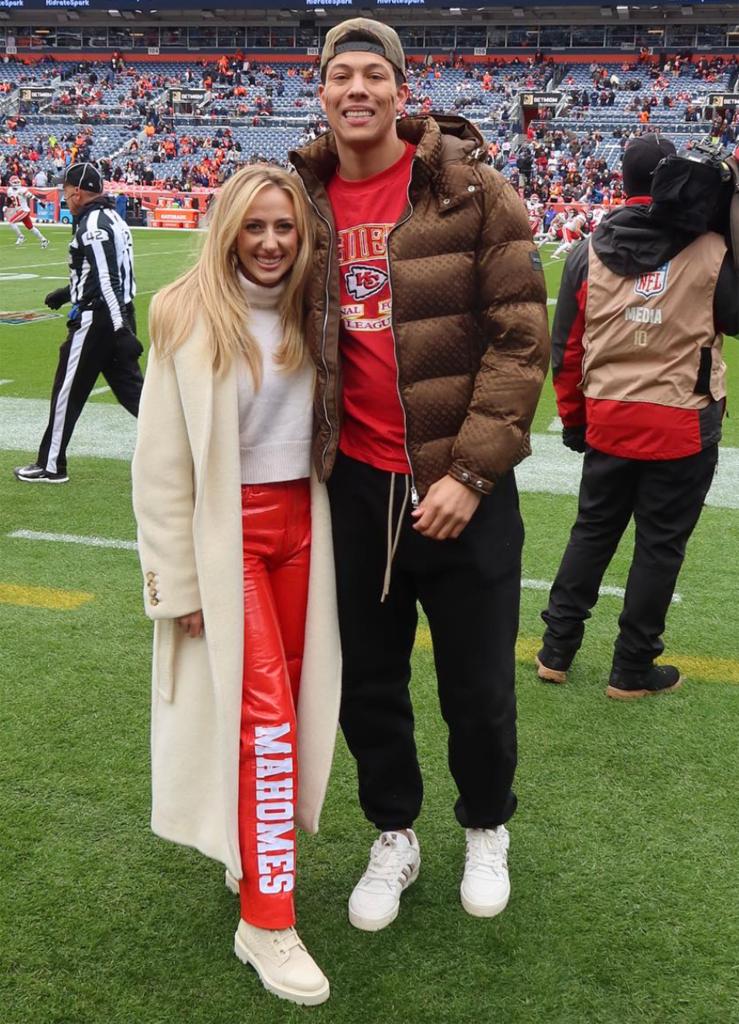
[1,48,736,206]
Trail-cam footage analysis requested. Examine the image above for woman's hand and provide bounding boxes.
[176,609,204,638]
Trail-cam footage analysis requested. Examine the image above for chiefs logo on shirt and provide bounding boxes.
[345,264,389,301]
[338,223,394,333]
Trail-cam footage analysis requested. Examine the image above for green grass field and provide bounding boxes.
[1,227,738,1024]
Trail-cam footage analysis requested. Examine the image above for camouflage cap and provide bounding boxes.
[320,18,406,83]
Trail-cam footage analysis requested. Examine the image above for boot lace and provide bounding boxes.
[271,927,303,957]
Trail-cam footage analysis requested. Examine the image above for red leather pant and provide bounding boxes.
[238,479,311,928]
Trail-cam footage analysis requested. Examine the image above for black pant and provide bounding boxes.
[37,305,143,474]
[327,452,523,832]
[541,445,718,673]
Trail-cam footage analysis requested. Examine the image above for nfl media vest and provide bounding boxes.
[581,231,727,458]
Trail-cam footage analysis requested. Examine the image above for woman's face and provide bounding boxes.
[236,185,299,288]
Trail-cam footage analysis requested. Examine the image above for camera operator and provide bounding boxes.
[536,133,739,698]
[14,162,143,484]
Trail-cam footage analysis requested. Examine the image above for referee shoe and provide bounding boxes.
[14,463,69,484]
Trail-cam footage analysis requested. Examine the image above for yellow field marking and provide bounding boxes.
[0,583,93,611]
[415,626,739,684]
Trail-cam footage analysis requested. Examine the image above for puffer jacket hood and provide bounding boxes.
[290,114,487,185]
[593,203,697,277]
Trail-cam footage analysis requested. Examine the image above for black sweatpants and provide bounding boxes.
[37,305,143,474]
[541,445,718,673]
[327,451,523,832]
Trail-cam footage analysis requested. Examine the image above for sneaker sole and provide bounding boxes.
[535,656,567,685]
[605,677,683,700]
[234,931,330,1006]
[225,869,239,895]
[348,861,420,932]
[14,473,68,484]
[460,887,510,919]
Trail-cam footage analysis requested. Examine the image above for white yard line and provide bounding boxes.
[521,576,681,604]
[0,380,13,386]
[1,531,682,601]
[11,249,193,272]
[89,386,111,396]
[1,398,737,509]
[7,529,137,551]
[0,396,138,459]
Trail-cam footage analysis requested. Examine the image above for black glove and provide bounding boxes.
[113,321,144,359]
[562,425,587,453]
[45,286,71,310]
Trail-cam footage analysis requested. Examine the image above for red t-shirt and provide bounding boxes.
[326,143,416,473]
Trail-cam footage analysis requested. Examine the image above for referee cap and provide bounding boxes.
[320,19,406,83]
[64,162,104,194]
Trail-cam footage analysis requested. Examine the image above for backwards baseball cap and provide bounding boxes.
[63,161,103,194]
[320,18,406,84]
[621,134,676,197]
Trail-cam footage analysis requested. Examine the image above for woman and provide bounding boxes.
[132,165,341,1007]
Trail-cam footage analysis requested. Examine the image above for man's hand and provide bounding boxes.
[411,475,481,541]
[45,286,70,310]
[176,609,204,638]
[562,424,587,453]
[114,321,144,357]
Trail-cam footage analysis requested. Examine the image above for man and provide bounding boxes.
[536,134,739,697]
[291,20,548,930]
[5,174,49,248]
[552,206,587,260]
[14,162,142,484]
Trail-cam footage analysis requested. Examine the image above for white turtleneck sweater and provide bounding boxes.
[236,272,313,484]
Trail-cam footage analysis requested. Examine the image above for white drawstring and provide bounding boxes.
[381,473,410,603]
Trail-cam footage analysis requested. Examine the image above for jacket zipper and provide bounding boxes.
[387,163,419,508]
[305,191,336,478]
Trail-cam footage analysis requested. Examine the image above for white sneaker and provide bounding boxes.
[225,868,238,895]
[15,236,25,246]
[460,825,510,918]
[348,830,420,931]
[41,238,49,249]
[234,920,329,1006]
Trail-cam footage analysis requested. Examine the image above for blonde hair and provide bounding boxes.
[149,164,314,385]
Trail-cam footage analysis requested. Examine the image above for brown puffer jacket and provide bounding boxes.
[290,114,550,499]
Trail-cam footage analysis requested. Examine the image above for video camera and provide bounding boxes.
[650,139,739,250]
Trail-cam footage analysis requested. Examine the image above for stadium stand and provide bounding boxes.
[2,47,738,222]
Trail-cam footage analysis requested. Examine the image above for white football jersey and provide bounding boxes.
[7,185,31,213]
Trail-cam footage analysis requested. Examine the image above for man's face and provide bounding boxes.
[63,184,83,216]
[319,50,408,151]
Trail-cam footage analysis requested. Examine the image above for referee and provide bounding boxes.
[14,162,143,484]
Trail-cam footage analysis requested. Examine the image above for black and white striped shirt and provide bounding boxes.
[69,199,136,331]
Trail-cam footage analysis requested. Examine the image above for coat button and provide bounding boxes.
[462,472,470,482]
[467,185,476,193]
[146,572,155,581]
[150,597,160,606]
[476,480,484,489]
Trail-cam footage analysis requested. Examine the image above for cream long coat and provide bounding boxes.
[131,321,341,878]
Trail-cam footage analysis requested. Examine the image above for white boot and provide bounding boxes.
[234,920,330,1006]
